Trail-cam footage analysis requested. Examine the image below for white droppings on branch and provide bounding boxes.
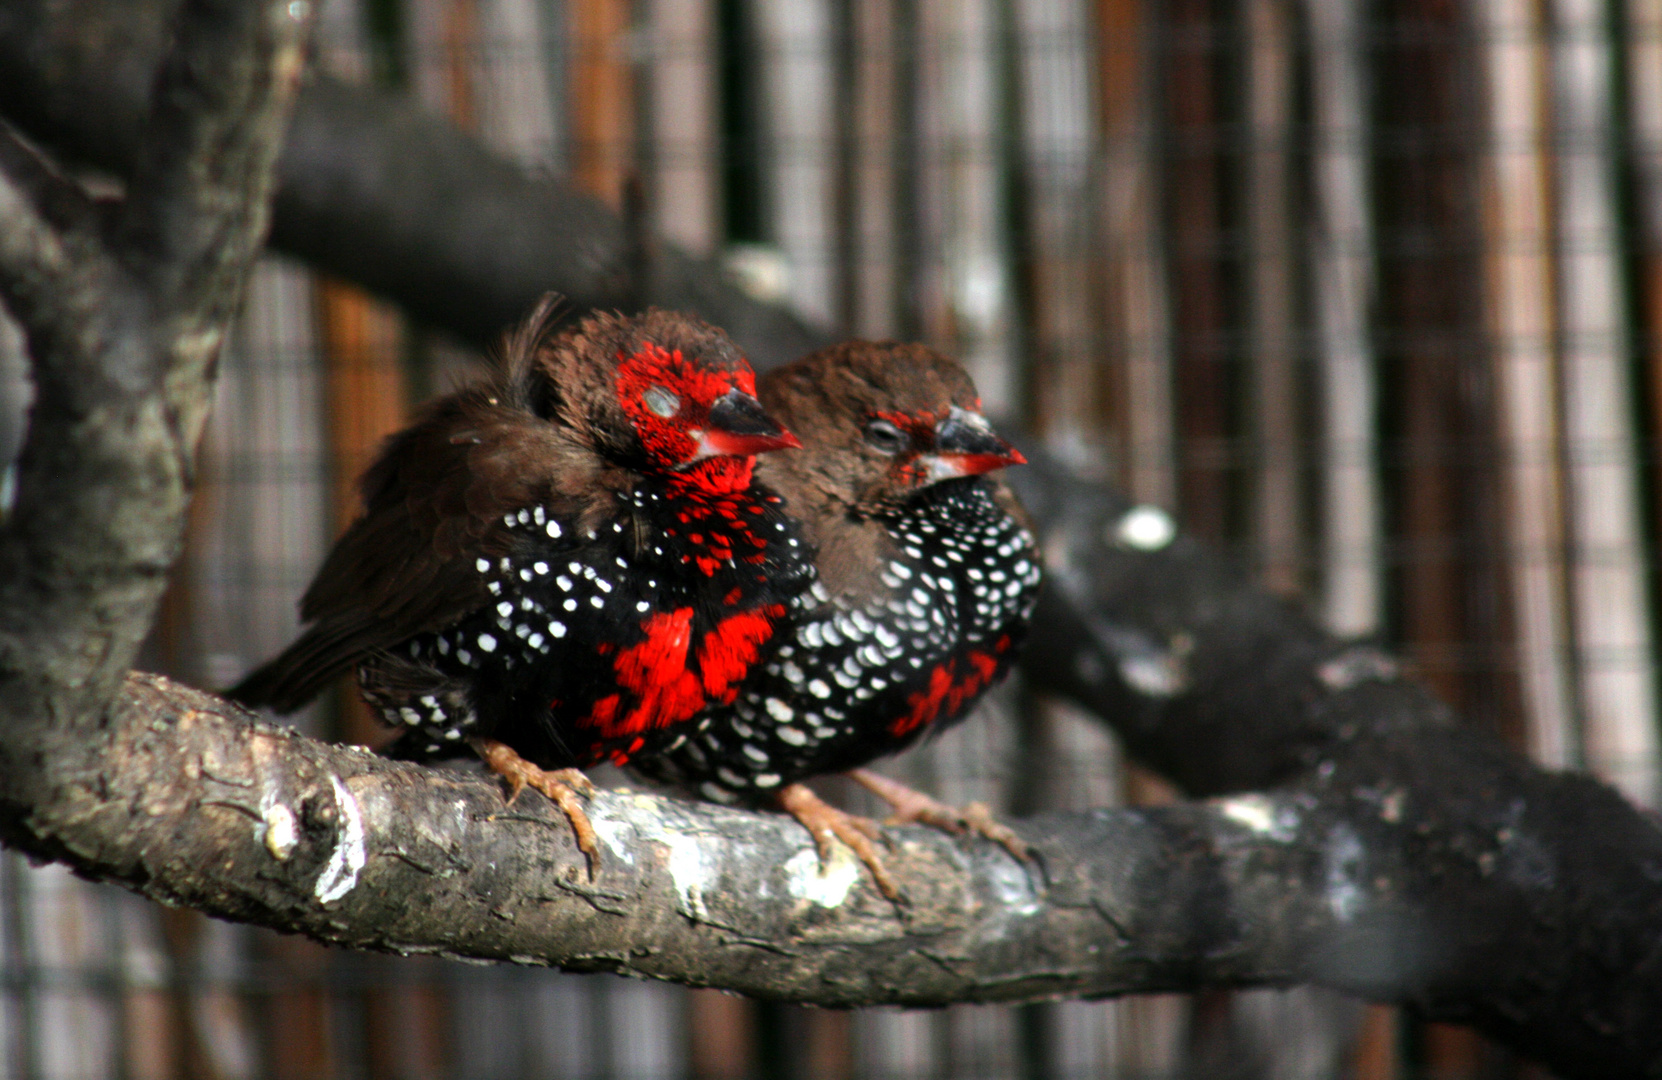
[315,774,366,903]
[784,842,859,908]
[1219,794,1301,842]
[983,853,1041,917]
[632,801,710,913]
[592,793,741,920]
[1316,647,1399,690]
[587,807,641,868]
[1324,823,1365,923]
[1093,625,1190,698]
[663,832,718,919]
[252,746,298,860]
[261,802,297,860]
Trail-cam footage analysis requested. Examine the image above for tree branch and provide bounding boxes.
[118,0,305,319]
[4,671,1545,1018]
[0,0,310,896]
[19,563,1662,1080]
[1003,455,1662,1077]
[0,132,100,353]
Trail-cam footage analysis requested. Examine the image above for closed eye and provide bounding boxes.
[643,384,681,418]
[863,418,909,454]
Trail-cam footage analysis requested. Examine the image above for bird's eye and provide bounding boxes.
[863,418,909,454]
[643,385,681,418]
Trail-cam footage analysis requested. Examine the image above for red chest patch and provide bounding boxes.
[698,605,784,701]
[579,604,786,754]
[660,489,769,576]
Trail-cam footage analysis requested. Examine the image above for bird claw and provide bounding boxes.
[473,738,601,877]
[957,801,1033,863]
[849,768,1032,862]
[778,783,904,903]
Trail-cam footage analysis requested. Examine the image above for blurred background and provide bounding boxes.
[0,0,1658,1075]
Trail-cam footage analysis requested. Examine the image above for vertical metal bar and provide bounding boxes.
[572,0,635,205]
[1551,0,1661,807]
[1477,0,1578,768]
[626,0,657,310]
[2,856,41,1080]
[832,0,860,335]
[1245,0,1303,595]
[1307,0,1383,639]
[893,0,924,340]
[1306,0,1390,1069]
[1099,0,1176,508]
[652,0,721,257]
[1163,0,1232,543]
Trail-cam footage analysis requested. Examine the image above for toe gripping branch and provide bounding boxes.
[473,738,601,876]
[779,773,1034,905]
[849,768,1032,862]
[778,782,903,902]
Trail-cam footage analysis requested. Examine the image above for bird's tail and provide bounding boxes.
[225,626,360,714]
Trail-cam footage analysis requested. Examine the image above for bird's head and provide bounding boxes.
[758,340,1024,517]
[524,307,800,493]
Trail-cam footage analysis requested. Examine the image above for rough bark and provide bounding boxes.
[0,0,311,957]
[26,671,1419,1010]
[0,3,1660,1078]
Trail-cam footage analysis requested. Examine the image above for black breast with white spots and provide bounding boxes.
[632,478,1041,802]
[361,481,812,769]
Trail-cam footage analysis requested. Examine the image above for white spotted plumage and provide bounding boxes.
[637,480,1039,799]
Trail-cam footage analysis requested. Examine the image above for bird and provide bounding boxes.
[631,340,1042,898]
[229,300,813,870]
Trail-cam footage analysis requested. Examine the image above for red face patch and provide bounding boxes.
[615,342,756,468]
[873,409,943,489]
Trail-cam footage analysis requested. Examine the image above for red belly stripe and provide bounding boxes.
[891,650,1001,738]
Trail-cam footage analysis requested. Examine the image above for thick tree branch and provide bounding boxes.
[0,137,97,348]
[6,672,1541,1018]
[1003,456,1662,1077]
[0,0,310,904]
[119,0,305,316]
[15,537,1660,1080]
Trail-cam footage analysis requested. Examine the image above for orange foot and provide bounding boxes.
[849,768,1031,862]
[472,738,600,875]
[777,783,902,902]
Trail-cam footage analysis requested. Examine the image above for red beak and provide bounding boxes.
[930,448,1027,478]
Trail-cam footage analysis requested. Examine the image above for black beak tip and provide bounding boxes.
[710,389,786,438]
[935,413,1015,459]
[704,389,801,453]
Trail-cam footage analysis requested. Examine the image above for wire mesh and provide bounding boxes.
[2,0,1660,1075]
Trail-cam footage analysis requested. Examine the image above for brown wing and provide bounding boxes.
[230,379,622,713]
